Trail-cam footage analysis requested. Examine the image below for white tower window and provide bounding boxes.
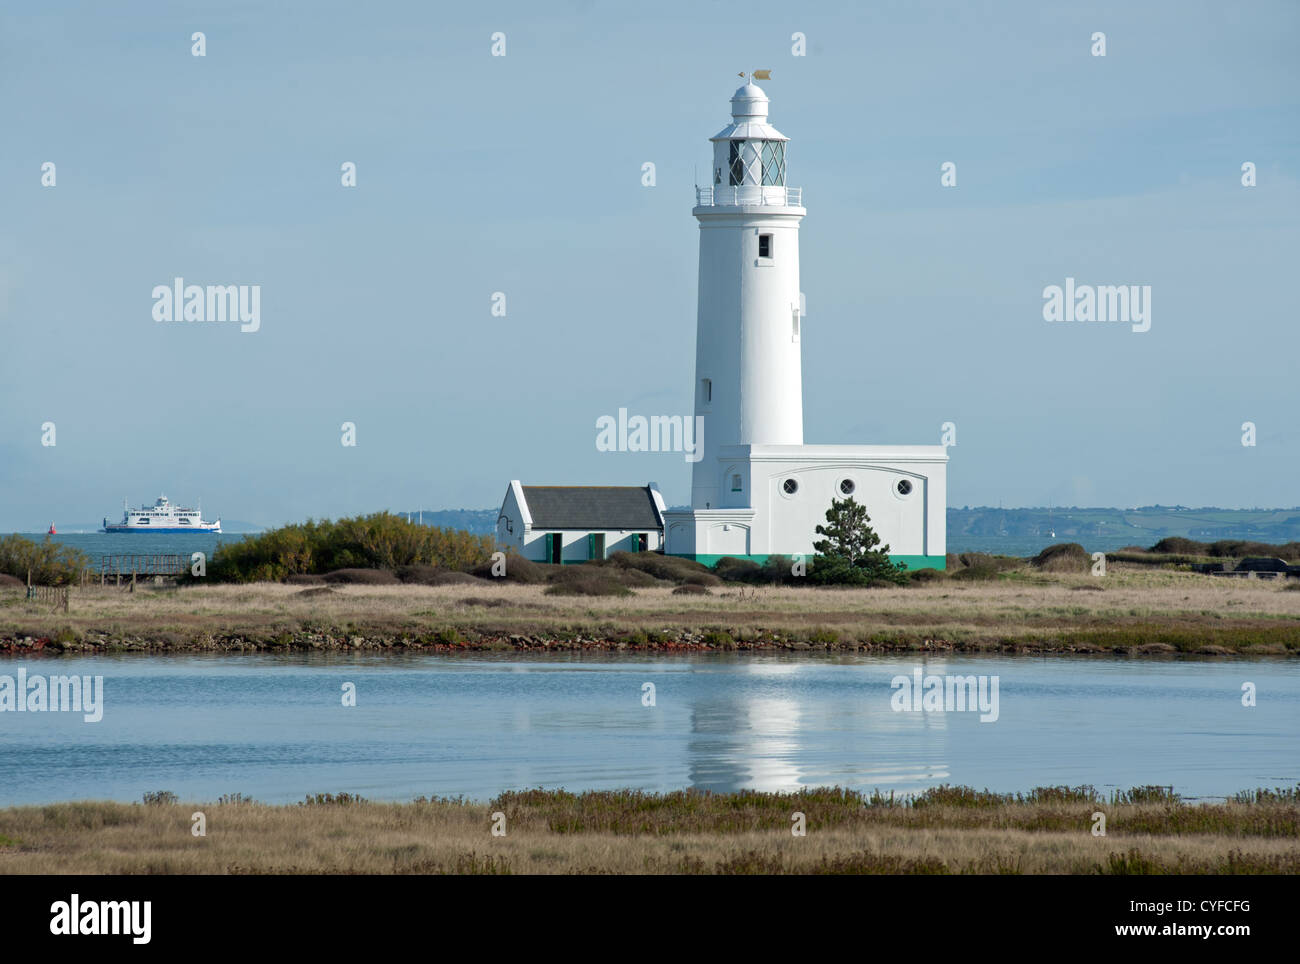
[700,378,712,406]
[758,234,772,259]
[731,474,742,492]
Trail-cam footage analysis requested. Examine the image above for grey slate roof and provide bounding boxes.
[521,485,662,530]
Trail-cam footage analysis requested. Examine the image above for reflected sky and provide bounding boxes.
[0,653,1295,804]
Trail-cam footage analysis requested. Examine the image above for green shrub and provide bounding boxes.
[808,555,906,586]
[470,553,546,583]
[701,630,735,648]
[1150,536,1204,555]
[0,534,90,585]
[908,568,946,584]
[1149,537,1300,561]
[207,513,493,583]
[141,791,178,806]
[1031,542,1091,572]
[608,551,713,583]
[543,569,632,597]
[713,556,762,582]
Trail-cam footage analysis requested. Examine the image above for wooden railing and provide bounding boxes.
[99,554,190,586]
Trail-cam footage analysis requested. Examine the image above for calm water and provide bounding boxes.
[1,654,1295,805]
[13,532,245,560]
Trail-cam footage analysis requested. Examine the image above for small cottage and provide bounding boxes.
[496,481,667,563]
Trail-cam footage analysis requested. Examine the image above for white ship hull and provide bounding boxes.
[102,495,221,534]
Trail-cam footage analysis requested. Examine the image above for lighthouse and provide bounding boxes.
[690,81,805,508]
[663,80,949,569]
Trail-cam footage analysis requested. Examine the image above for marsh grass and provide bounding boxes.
[1,786,1295,875]
[3,565,1298,655]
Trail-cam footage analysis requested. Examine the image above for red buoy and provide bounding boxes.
[47,522,56,535]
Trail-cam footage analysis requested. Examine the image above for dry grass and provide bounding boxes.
[2,788,1296,874]
[2,564,1299,655]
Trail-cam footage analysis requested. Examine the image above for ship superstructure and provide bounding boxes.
[102,495,221,533]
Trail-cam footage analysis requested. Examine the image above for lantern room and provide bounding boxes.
[709,83,789,198]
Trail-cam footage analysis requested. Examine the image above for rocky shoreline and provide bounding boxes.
[0,629,1260,657]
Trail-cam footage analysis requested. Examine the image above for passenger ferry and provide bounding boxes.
[102,495,221,533]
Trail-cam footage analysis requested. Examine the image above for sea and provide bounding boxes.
[13,531,245,561]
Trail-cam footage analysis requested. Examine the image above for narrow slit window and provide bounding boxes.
[731,474,742,492]
[758,234,772,259]
[701,378,712,404]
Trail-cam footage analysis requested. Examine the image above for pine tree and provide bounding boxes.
[811,496,908,585]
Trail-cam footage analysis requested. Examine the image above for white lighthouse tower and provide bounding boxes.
[664,80,948,569]
[690,81,805,507]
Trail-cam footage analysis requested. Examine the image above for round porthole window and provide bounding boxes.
[839,478,855,495]
[782,478,799,495]
[896,479,913,496]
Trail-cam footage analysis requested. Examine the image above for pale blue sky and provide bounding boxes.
[2,0,1297,529]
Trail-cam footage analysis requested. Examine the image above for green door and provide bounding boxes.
[544,533,562,565]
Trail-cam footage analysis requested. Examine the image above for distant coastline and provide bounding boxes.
[15,505,1300,558]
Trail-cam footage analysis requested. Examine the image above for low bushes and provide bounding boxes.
[322,568,400,585]
[1031,542,1091,573]
[607,551,713,583]
[1151,537,1300,561]
[543,569,632,597]
[946,552,1020,581]
[0,534,91,585]
[395,564,479,586]
[470,553,547,584]
[206,513,493,583]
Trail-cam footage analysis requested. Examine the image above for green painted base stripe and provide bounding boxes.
[668,553,947,571]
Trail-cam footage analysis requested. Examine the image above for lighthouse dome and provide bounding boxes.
[711,81,787,143]
[730,82,769,121]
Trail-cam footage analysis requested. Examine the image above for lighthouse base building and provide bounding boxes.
[662,444,946,569]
